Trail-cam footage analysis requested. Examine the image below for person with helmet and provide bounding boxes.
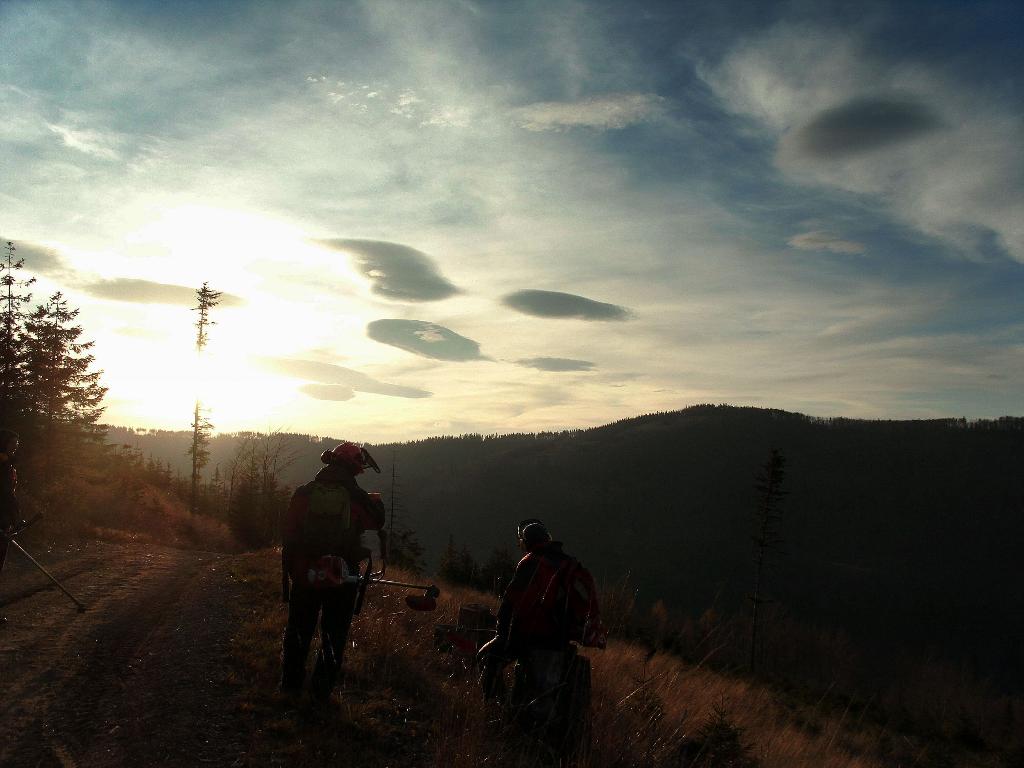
[477,518,576,698]
[279,441,386,699]
[1,429,24,627]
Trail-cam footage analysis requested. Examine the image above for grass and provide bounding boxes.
[87,485,240,553]
[223,550,1015,768]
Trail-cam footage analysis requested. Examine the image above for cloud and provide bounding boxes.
[46,122,121,160]
[704,23,1024,262]
[788,231,866,255]
[114,326,166,340]
[299,384,356,401]
[319,239,459,301]
[83,279,245,306]
[0,237,68,276]
[512,93,663,131]
[502,290,630,321]
[366,319,486,361]
[792,97,943,159]
[259,357,431,399]
[516,357,595,372]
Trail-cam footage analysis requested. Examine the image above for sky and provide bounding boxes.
[1,0,1022,441]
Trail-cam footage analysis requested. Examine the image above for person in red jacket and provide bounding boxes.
[280,442,386,700]
[478,519,575,697]
[1,429,23,627]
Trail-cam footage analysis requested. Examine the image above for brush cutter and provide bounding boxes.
[2,514,87,612]
[292,552,441,612]
[352,554,441,613]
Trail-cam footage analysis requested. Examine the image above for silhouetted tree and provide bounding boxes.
[479,546,518,595]
[437,534,460,582]
[189,282,221,513]
[227,431,296,547]
[749,448,787,673]
[0,240,36,427]
[388,524,426,575]
[22,292,107,454]
[438,534,479,586]
[380,453,426,573]
[187,403,213,511]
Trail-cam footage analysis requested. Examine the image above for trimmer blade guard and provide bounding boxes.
[361,447,382,473]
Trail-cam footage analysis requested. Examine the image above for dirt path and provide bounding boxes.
[0,541,251,768]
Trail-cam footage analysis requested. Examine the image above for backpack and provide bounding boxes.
[541,558,607,649]
[301,481,352,554]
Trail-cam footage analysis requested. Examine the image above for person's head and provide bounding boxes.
[516,518,552,552]
[319,441,381,475]
[0,429,18,457]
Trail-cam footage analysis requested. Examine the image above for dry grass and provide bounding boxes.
[19,456,240,554]
[87,485,240,552]
[221,552,1007,768]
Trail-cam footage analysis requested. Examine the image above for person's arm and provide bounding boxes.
[280,488,310,602]
[281,487,309,546]
[0,465,17,530]
[496,555,540,638]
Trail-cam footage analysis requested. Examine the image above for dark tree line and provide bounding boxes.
[438,533,518,595]
[1,240,107,459]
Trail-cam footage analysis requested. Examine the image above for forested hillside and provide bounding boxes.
[108,405,1024,693]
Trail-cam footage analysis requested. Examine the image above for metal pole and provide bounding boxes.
[373,577,435,591]
[7,538,87,612]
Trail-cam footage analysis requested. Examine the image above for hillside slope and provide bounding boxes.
[228,551,1017,768]
[109,405,1024,690]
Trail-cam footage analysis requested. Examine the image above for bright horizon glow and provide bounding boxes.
[2,1,1021,440]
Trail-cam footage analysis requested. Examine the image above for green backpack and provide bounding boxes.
[302,481,352,554]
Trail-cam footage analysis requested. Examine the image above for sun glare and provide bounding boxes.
[90,206,394,432]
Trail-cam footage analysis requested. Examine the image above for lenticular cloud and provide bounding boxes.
[366,319,486,361]
[502,290,630,321]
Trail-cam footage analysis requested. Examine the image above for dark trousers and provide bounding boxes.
[480,634,569,700]
[281,583,358,698]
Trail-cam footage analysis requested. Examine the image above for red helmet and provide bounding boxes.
[320,442,381,474]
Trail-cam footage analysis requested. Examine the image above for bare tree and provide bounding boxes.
[749,448,787,673]
[226,431,299,547]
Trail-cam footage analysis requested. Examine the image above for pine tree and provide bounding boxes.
[0,240,36,426]
[22,291,107,452]
[187,402,213,511]
[438,534,461,582]
[205,463,226,518]
[188,282,222,513]
[438,534,480,587]
[388,525,426,575]
[479,546,517,595]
